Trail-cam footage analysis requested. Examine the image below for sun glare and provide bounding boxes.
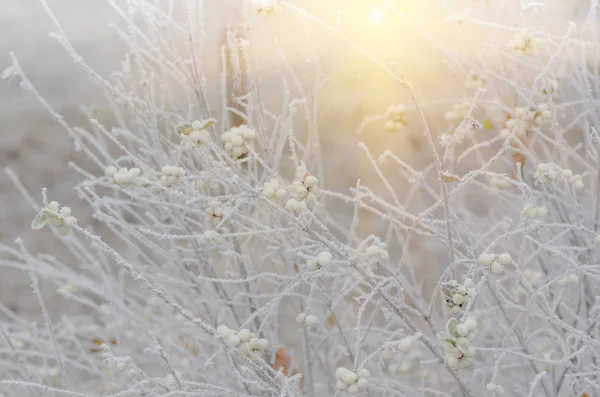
[369,8,384,24]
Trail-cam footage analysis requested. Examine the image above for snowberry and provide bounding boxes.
[222,125,256,158]
[237,329,251,342]
[366,243,389,261]
[304,314,319,329]
[205,201,225,225]
[356,377,369,390]
[497,253,513,266]
[491,177,509,190]
[464,318,477,331]
[456,324,469,337]
[160,166,186,187]
[347,384,359,395]
[478,254,496,267]
[385,104,408,132]
[523,203,548,220]
[452,294,465,305]
[317,251,332,267]
[356,368,370,378]
[341,372,357,385]
[295,312,307,324]
[228,335,241,347]
[263,179,286,201]
[292,174,319,202]
[558,274,579,287]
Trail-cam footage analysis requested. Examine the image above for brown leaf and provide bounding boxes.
[274,347,304,388]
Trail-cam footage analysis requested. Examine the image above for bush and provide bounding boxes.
[1,1,599,396]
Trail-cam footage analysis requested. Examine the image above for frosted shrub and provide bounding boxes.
[3,1,600,397]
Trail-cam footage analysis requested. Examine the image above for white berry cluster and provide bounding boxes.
[506,29,536,56]
[491,177,509,190]
[443,318,478,369]
[444,101,470,124]
[478,253,512,275]
[467,71,486,89]
[522,203,548,220]
[563,170,585,192]
[262,179,286,201]
[251,0,283,17]
[499,104,551,139]
[486,382,505,395]
[295,312,319,329]
[557,274,579,287]
[307,251,332,271]
[205,201,225,225]
[292,175,319,202]
[443,278,476,315]
[222,125,256,159]
[178,119,215,145]
[216,325,269,355]
[534,163,584,191]
[33,201,78,236]
[160,166,186,187]
[335,367,370,394]
[365,243,389,261]
[286,174,319,211]
[384,104,408,132]
[105,166,141,188]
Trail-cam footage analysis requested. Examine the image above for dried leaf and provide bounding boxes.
[327,315,335,326]
[440,171,460,183]
[274,347,304,388]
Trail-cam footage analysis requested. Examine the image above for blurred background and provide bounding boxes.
[0,0,590,313]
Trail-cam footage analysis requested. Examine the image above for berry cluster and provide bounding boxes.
[443,278,476,315]
[335,367,370,394]
[384,104,408,132]
[365,243,389,261]
[478,253,513,275]
[222,125,256,159]
[159,166,186,187]
[262,179,286,201]
[499,104,552,139]
[557,274,579,287]
[105,166,141,188]
[178,119,214,146]
[32,201,78,236]
[216,325,269,355]
[486,382,505,395]
[522,203,548,220]
[295,312,319,329]
[443,318,478,369]
[534,163,585,192]
[205,201,225,225]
